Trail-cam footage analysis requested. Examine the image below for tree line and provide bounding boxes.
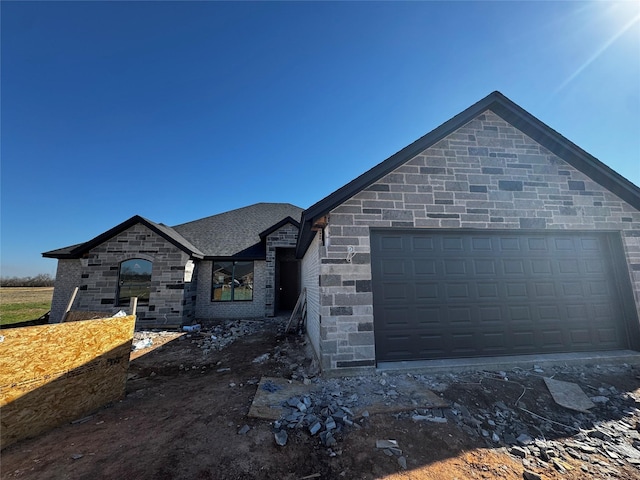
[0,274,55,287]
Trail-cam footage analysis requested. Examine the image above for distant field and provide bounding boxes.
[0,287,53,326]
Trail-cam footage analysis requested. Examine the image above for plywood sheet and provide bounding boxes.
[0,315,136,449]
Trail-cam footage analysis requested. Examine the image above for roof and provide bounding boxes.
[43,216,205,259]
[296,91,640,257]
[43,203,303,260]
[259,216,300,239]
[172,203,303,258]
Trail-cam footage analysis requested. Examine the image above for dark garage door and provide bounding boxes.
[371,230,636,362]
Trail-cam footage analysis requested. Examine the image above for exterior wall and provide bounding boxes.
[318,110,640,371]
[265,223,300,316]
[72,224,195,327]
[183,261,199,325]
[50,259,82,323]
[195,260,267,319]
[301,231,321,358]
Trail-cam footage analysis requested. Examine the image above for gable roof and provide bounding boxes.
[44,203,304,261]
[172,203,303,258]
[296,91,640,257]
[259,216,300,239]
[43,215,205,259]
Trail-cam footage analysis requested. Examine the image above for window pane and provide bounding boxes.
[212,262,233,302]
[119,259,152,305]
[233,261,253,301]
[211,261,253,302]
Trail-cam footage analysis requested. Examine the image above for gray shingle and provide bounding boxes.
[173,203,303,258]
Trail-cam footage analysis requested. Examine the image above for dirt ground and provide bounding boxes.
[3,318,640,480]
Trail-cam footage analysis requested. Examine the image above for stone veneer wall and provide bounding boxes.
[301,231,321,356]
[183,262,199,325]
[265,223,300,317]
[71,224,194,327]
[195,260,267,319]
[315,109,640,372]
[50,259,82,323]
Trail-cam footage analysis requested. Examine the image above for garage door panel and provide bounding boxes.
[448,307,472,323]
[380,282,410,301]
[531,259,552,274]
[414,259,437,275]
[444,259,466,275]
[380,259,406,275]
[371,230,632,362]
[506,283,528,298]
[473,259,497,275]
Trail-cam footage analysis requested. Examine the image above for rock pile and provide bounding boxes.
[394,366,640,478]
[273,388,363,452]
[193,319,273,353]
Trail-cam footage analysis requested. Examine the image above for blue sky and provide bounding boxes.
[2,1,639,278]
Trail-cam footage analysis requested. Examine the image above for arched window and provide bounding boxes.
[118,259,152,306]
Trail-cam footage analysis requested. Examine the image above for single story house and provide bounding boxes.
[44,203,304,327]
[44,92,640,374]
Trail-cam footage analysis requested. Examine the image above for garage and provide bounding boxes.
[371,229,637,362]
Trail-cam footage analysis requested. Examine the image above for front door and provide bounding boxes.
[277,260,299,311]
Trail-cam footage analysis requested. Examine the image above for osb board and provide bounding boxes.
[248,377,313,420]
[0,315,136,449]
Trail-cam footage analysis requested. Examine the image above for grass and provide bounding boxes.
[0,287,53,326]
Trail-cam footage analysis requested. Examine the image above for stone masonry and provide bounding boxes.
[311,110,640,371]
[55,223,196,327]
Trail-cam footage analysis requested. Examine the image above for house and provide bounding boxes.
[296,91,640,373]
[43,203,304,327]
[44,92,640,374]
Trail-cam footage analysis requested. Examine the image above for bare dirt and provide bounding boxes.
[3,318,640,480]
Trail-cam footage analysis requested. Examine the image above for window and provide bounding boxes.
[212,261,253,302]
[118,259,152,306]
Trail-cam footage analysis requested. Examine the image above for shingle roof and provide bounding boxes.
[43,203,304,260]
[296,91,640,257]
[173,203,304,258]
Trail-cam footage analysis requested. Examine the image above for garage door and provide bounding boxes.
[370,230,635,362]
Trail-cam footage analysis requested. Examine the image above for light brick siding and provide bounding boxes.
[318,110,640,371]
[265,223,299,316]
[195,260,267,319]
[50,259,82,323]
[301,231,321,358]
[71,224,196,327]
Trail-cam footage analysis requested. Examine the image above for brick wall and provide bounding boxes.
[195,260,267,319]
[50,259,82,323]
[301,231,321,357]
[315,109,640,371]
[68,223,194,327]
[265,223,299,316]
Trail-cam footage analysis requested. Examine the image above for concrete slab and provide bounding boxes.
[248,377,313,420]
[376,350,640,375]
[543,377,595,413]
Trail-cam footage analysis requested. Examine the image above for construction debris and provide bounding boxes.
[543,376,595,412]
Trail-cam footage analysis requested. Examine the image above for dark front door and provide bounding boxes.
[371,229,636,363]
[278,260,299,311]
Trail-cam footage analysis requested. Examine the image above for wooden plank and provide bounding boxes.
[0,315,136,449]
[61,287,79,322]
[286,288,306,333]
